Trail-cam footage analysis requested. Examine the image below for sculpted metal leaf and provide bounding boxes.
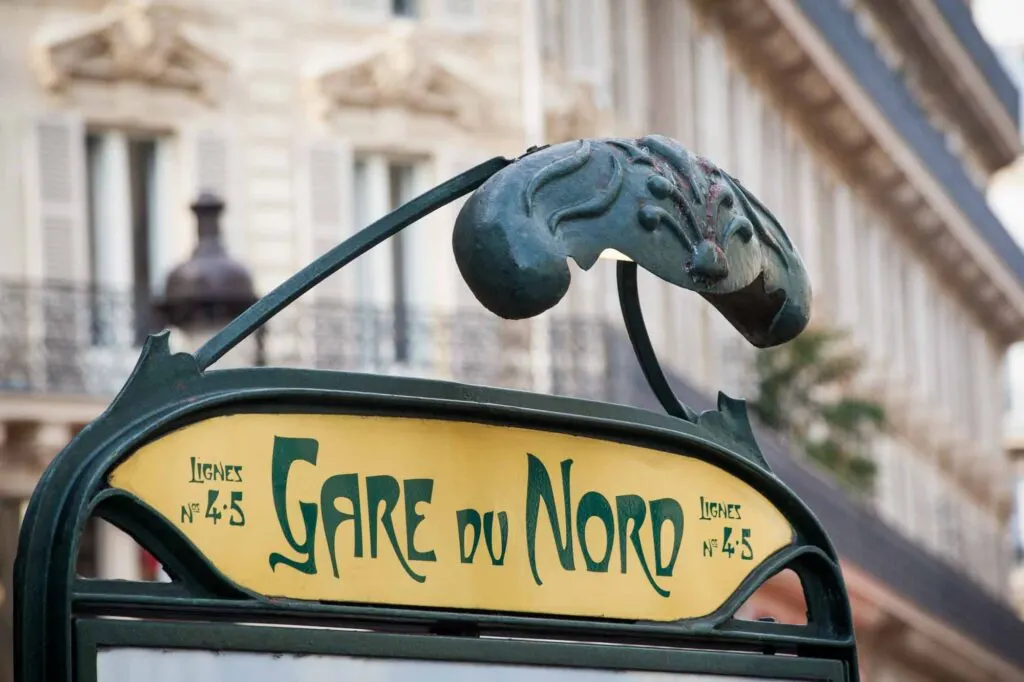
[452,136,812,348]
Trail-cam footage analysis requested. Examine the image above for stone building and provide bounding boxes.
[1,0,1023,680]
[972,0,1024,618]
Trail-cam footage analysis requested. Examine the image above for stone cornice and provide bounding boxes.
[306,25,491,131]
[858,0,1021,172]
[697,0,1024,346]
[30,0,229,103]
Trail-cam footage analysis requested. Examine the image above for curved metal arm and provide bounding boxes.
[195,156,513,370]
[616,261,699,422]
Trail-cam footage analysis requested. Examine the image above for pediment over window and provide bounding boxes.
[308,27,490,130]
[31,0,229,102]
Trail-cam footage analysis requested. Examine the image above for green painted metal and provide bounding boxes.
[75,619,847,682]
[454,137,811,349]
[14,136,855,682]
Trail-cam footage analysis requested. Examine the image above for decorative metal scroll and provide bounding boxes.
[14,136,857,682]
[453,136,811,348]
[198,137,810,432]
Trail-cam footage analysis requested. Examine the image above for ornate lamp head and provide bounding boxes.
[452,136,811,349]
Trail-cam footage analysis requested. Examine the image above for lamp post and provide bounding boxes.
[153,192,262,368]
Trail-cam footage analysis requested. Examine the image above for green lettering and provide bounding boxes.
[576,491,613,572]
[321,473,363,578]
[525,454,575,586]
[649,498,683,577]
[366,475,424,583]
[403,478,436,562]
[483,511,509,566]
[616,494,669,598]
[456,509,482,563]
[268,436,319,575]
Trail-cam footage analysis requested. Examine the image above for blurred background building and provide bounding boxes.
[2,1,1024,681]
[971,0,1024,622]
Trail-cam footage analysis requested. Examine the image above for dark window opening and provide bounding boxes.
[128,137,157,346]
[389,163,415,363]
[83,131,162,348]
[84,133,104,347]
[392,0,417,17]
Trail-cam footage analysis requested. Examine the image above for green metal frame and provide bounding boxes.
[75,619,847,682]
[14,143,858,682]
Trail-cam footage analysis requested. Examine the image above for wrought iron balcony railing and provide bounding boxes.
[0,281,653,407]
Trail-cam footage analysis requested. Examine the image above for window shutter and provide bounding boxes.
[608,0,647,129]
[564,0,595,72]
[194,132,229,199]
[0,118,19,278]
[442,0,478,21]
[794,146,819,293]
[297,138,354,298]
[338,0,388,20]
[23,113,89,392]
[695,31,728,162]
[563,0,611,106]
[734,77,763,193]
[180,127,241,262]
[27,114,88,283]
[290,138,355,372]
[193,129,234,252]
[539,0,563,62]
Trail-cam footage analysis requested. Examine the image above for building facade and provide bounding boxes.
[1,0,1024,680]
[972,0,1024,618]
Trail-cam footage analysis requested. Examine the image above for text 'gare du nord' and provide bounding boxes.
[14,135,857,682]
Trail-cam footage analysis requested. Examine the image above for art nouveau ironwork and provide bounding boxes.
[14,136,857,682]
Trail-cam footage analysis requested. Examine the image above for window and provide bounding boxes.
[84,130,170,346]
[1013,478,1024,563]
[899,257,915,381]
[760,108,783,213]
[388,162,416,363]
[352,154,426,367]
[814,174,839,319]
[1007,357,1016,415]
[392,0,416,17]
[539,0,564,62]
[562,0,612,107]
[337,0,419,21]
[608,0,645,126]
[936,483,960,563]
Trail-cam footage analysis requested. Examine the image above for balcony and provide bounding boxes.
[4,280,1024,671]
[0,280,655,408]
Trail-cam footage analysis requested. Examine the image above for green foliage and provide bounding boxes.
[749,328,885,496]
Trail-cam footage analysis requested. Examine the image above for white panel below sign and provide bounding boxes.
[98,648,799,682]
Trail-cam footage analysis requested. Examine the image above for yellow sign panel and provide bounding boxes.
[109,414,793,621]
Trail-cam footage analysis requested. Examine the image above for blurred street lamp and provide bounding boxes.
[153,192,263,367]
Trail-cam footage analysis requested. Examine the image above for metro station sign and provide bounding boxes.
[15,136,858,682]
